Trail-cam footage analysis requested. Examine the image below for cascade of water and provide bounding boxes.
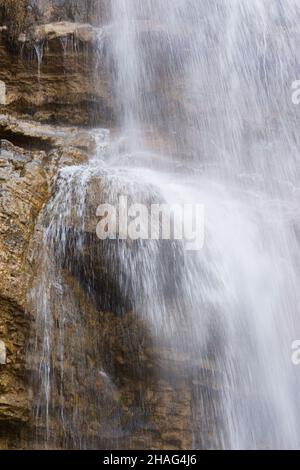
[30,0,300,449]
[33,41,45,83]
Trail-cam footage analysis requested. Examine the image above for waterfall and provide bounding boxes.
[30,0,300,449]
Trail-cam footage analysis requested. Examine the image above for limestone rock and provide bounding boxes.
[22,21,100,43]
[0,22,113,126]
[0,340,6,364]
[0,114,96,152]
[0,141,48,444]
[0,0,223,451]
[26,0,108,26]
[0,81,5,105]
[0,139,90,448]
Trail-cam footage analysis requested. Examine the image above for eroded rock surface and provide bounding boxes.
[0,4,112,126]
[0,137,93,448]
[0,114,96,152]
[0,0,223,451]
[0,1,112,447]
[0,140,48,447]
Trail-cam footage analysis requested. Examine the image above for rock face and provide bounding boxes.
[0,114,96,152]
[0,0,222,451]
[26,1,109,26]
[0,137,92,448]
[0,139,48,448]
[20,21,103,43]
[0,341,5,364]
[0,1,117,448]
[23,159,224,449]
[27,268,198,449]
[0,1,108,34]
[0,0,113,126]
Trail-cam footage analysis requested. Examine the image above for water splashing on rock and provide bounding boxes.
[30,0,300,449]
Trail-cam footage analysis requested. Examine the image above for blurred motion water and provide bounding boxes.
[31,1,300,449]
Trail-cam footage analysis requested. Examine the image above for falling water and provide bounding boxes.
[30,0,300,449]
[33,41,44,83]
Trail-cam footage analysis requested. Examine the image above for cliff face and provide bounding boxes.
[0,1,104,446]
[0,138,92,448]
[27,1,109,24]
[0,140,47,448]
[0,1,108,32]
[0,20,112,126]
[0,0,222,450]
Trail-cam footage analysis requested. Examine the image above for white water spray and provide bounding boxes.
[31,0,300,449]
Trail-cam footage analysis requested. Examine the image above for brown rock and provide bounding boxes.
[0,23,113,126]
[0,139,91,448]
[0,114,96,152]
[24,21,99,43]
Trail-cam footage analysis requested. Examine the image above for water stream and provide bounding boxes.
[30,0,300,449]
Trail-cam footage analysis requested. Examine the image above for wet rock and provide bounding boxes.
[0,340,6,364]
[0,2,184,129]
[27,0,108,26]
[0,81,5,105]
[20,19,170,44]
[0,0,27,36]
[26,264,200,449]
[0,21,113,126]
[21,21,100,43]
[0,0,224,451]
[0,114,96,152]
[0,141,48,445]
[0,139,90,448]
